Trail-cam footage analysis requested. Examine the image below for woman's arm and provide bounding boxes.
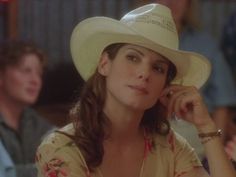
[181,125,235,177]
[160,85,236,177]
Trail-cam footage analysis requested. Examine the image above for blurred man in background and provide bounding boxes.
[0,40,55,177]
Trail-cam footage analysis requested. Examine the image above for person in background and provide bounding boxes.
[221,9,236,170]
[221,9,236,137]
[0,40,55,177]
[221,10,236,80]
[154,0,236,161]
[36,3,236,177]
[0,139,16,177]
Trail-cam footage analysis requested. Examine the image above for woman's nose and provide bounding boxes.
[137,66,150,81]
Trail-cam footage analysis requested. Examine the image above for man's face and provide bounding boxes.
[0,54,43,106]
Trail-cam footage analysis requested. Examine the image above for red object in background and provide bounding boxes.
[0,0,10,2]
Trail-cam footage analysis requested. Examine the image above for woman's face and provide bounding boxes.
[156,0,190,24]
[0,54,43,106]
[99,44,169,111]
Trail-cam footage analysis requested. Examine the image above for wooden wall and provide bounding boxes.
[0,0,235,68]
[17,0,236,68]
[18,0,136,68]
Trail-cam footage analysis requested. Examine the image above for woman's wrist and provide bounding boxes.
[196,118,217,133]
[195,119,222,144]
[198,129,222,144]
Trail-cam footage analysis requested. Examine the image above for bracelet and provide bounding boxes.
[200,136,218,144]
[198,129,222,138]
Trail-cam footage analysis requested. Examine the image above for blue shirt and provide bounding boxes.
[0,108,55,177]
[180,28,236,112]
[221,11,236,76]
[0,140,16,177]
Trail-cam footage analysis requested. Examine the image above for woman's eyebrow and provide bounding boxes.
[126,47,144,56]
[154,59,169,65]
[126,47,170,65]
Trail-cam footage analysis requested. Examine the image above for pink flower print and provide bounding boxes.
[43,158,70,177]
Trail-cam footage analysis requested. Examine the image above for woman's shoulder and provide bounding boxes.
[38,123,75,149]
[36,123,90,176]
[36,123,85,165]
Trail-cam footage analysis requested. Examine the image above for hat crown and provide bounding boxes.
[120,4,179,49]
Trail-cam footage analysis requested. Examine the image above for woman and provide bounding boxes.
[36,3,236,177]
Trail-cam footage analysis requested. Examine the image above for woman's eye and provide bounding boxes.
[126,55,139,62]
[153,64,166,74]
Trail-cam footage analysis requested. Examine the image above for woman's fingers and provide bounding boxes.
[160,85,211,126]
[161,85,196,119]
[174,93,191,118]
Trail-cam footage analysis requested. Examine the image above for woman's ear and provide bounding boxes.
[98,52,111,76]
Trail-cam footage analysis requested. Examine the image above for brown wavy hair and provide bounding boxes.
[0,40,47,71]
[70,43,177,172]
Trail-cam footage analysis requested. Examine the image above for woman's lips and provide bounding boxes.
[128,85,149,94]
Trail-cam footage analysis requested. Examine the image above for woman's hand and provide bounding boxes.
[159,85,236,177]
[159,85,214,131]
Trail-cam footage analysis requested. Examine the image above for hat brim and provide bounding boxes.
[71,17,211,88]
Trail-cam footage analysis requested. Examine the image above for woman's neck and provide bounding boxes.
[103,102,144,142]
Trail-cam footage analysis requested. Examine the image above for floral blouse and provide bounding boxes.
[36,124,202,177]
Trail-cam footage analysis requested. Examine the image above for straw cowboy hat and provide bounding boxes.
[70,3,211,88]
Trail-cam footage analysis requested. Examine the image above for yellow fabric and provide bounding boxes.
[36,123,202,177]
